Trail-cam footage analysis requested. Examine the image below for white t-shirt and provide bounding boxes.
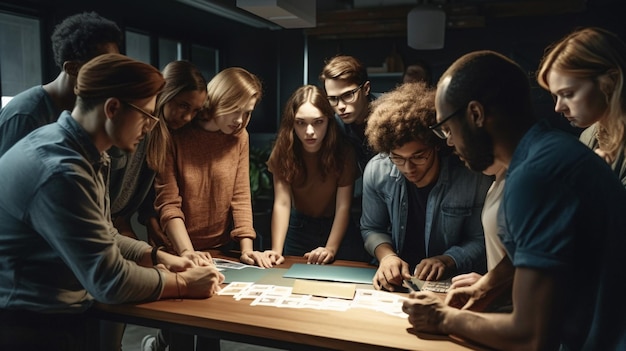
[482,171,506,271]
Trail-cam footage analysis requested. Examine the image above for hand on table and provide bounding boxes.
[178,265,224,298]
[373,254,411,291]
[444,282,487,310]
[240,250,278,268]
[402,291,450,335]
[262,250,285,266]
[450,272,483,289]
[181,250,214,267]
[414,255,454,281]
[159,252,195,272]
[304,247,335,265]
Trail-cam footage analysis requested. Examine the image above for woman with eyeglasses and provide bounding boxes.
[537,27,626,186]
[362,82,492,291]
[265,85,368,265]
[154,67,273,269]
[108,60,207,242]
[103,59,208,351]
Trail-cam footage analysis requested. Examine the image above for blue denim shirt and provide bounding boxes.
[0,112,162,312]
[361,153,491,274]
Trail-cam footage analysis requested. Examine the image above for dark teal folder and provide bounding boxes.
[283,263,376,285]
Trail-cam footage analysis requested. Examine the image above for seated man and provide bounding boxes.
[403,50,626,350]
[361,82,492,291]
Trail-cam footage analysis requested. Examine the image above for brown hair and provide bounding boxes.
[203,67,262,135]
[366,82,445,153]
[319,55,369,88]
[74,53,164,111]
[268,85,346,184]
[146,60,207,172]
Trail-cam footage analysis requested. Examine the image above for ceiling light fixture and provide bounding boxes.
[407,2,446,50]
[237,0,316,29]
[175,0,281,29]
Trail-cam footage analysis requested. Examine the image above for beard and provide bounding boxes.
[457,123,494,172]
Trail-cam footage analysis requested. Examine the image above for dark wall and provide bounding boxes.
[0,0,286,132]
[1,0,624,136]
[307,1,625,135]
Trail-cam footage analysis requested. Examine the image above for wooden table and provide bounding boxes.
[92,252,488,351]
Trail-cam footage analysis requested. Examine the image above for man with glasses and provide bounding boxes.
[123,101,161,131]
[320,55,377,175]
[0,53,223,350]
[361,82,492,291]
[403,50,626,351]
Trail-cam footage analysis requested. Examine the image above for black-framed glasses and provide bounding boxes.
[429,106,466,139]
[327,83,364,107]
[389,148,434,166]
[123,101,160,131]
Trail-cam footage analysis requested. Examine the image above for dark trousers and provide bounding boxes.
[0,308,100,351]
[285,210,369,262]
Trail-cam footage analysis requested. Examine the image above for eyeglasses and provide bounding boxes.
[429,106,466,139]
[389,148,434,166]
[123,101,160,131]
[327,83,364,107]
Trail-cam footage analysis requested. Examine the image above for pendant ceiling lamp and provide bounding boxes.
[407,2,446,50]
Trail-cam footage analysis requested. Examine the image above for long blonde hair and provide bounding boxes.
[537,27,626,161]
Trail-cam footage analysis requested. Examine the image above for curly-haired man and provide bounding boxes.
[362,81,492,291]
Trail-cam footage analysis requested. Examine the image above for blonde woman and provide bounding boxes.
[154,67,273,267]
[537,26,626,185]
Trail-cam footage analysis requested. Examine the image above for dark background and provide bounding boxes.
[0,0,623,137]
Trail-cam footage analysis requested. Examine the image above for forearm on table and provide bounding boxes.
[270,204,290,253]
[440,308,520,350]
[239,237,254,253]
[135,247,158,267]
[164,218,195,255]
[363,231,394,258]
[441,267,558,350]
[270,180,291,253]
[158,270,185,299]
[325,207,350,252]
[374,243,397,262]
[325,185,352,252]
[479,256,514,291]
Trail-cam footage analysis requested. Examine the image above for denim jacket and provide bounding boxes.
[360,152,492,274]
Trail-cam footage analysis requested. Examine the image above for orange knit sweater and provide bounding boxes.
[154,123,255,251]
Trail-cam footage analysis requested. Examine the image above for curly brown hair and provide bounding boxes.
[365,82,446,153]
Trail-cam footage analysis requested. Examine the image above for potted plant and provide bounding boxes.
[249,145,273,209]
